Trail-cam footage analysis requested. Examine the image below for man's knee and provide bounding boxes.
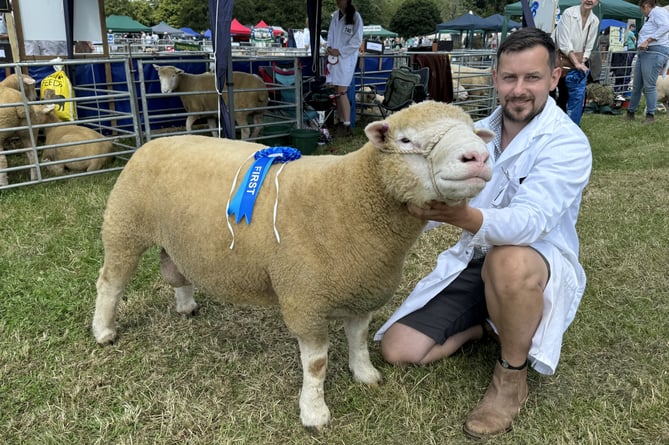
[483,246,549,293]
[380,323,431,365]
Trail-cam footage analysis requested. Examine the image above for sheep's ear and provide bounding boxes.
[41,104,56,114]
[24,76,35,85]
[364,121,389,147]
[176,68,184,74]
[475,128,495,143]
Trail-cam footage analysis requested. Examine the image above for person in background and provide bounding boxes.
[325,0,363,137]
[625,0,669,123]
[376,27,592,440]
[551,0,600,123]
[627,23,638,50]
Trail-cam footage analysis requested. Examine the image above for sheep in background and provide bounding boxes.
[40,111,114,175]
[452,80,469,101]
[153,65,269,139]
[92,101,493,430]
[355,85,385,118]
[654,74,669,111]
[0,87,54,186]
[451,64,493,99]
[0,73,38,101]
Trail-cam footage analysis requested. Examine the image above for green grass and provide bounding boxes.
[1,111,668,444]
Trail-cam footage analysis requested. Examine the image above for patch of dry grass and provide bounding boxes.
[1,112,668,444]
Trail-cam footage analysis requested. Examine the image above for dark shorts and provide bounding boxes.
[397,248,551,345]
[396,258,489,345]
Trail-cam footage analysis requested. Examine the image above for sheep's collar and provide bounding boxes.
[226,147,301,248]
[376,125,454,200]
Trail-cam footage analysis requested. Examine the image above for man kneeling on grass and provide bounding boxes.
[375,27,592,439]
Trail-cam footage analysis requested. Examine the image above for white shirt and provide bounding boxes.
[374,98,593,375]
[552,5,600,61]
[639,6,669,47]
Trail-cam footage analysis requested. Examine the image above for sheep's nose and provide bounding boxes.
[461,150,489,165]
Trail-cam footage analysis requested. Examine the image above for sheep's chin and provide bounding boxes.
[436,177,487,202]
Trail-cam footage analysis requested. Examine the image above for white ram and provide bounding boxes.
[0,73,38,101]
[40,115,114,175]
[0,86,54,186]
[92,101,493,430]
[153,65,269,139]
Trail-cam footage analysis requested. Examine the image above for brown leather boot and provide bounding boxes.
[463,359,529,439]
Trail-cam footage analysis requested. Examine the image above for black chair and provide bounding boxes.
[375,66,430,118]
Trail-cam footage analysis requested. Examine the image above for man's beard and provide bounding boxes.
[502,95,546,124]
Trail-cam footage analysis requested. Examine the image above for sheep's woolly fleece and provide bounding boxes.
[92,100,493,430]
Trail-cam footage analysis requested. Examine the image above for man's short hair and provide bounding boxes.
[496,27,556,70]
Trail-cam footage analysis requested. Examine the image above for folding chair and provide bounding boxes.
[375,66,430,118]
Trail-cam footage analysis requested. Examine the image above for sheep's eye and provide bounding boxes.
[399,137,411,144]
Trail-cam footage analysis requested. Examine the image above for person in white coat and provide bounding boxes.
[325,0,363,137]
[376,28,592,439]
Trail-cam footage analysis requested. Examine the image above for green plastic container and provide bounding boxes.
[262,124,292,146]
[291,129,320,155]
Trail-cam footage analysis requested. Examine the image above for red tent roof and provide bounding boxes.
[254,20,284,36]
[231,18,251,35]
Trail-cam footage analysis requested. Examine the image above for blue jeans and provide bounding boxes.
[565,69,588,125]
[629,45,669,115]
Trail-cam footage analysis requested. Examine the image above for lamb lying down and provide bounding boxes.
[92,101,493,430]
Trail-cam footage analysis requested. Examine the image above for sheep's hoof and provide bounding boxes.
[176,302,199,316]
[304,424,326,435]
[301,405,330,432]
[351,365,383,386]
[93,327,117,345]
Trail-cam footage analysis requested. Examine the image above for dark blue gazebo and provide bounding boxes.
[480,14,522,31]
[436,13,488,32]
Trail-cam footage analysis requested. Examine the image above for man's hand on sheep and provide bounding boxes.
[91,100,493,431]
[408,200,483,235]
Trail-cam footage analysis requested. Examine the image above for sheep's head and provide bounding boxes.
[356,85,378,104]
[153,65,183,94]
[364,101,493,206]
[452,81,469,101]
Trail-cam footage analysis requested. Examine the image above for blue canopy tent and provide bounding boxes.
[436,12,488,32]
[436,13,489,49]
[480,14,522,31]
[180,27,203,38]
[152,21,186,37]
[600,18,627,31]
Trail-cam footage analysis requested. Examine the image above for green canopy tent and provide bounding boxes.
[105,15,152,33]
[363,25,398,39]
[504,0,643,26]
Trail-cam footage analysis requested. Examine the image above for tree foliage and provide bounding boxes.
[389,0,442,38]
[101,0,515,36]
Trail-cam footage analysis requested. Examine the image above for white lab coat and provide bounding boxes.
[374,98,592,375]
[325,10,363,87]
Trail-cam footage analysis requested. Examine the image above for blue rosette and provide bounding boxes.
[227,147,302,224]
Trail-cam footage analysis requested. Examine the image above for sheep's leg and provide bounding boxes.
[22,130,39,180]
[185,115,197,133]
[206,117,217,137]
[24,149,39,181]
[238,113,250,140]
[343,313,383,385]
[92,252,142,344]
[0,151,8,186]
[250,112,264,139]
[159,248,198,315]
[295,334,331,430]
